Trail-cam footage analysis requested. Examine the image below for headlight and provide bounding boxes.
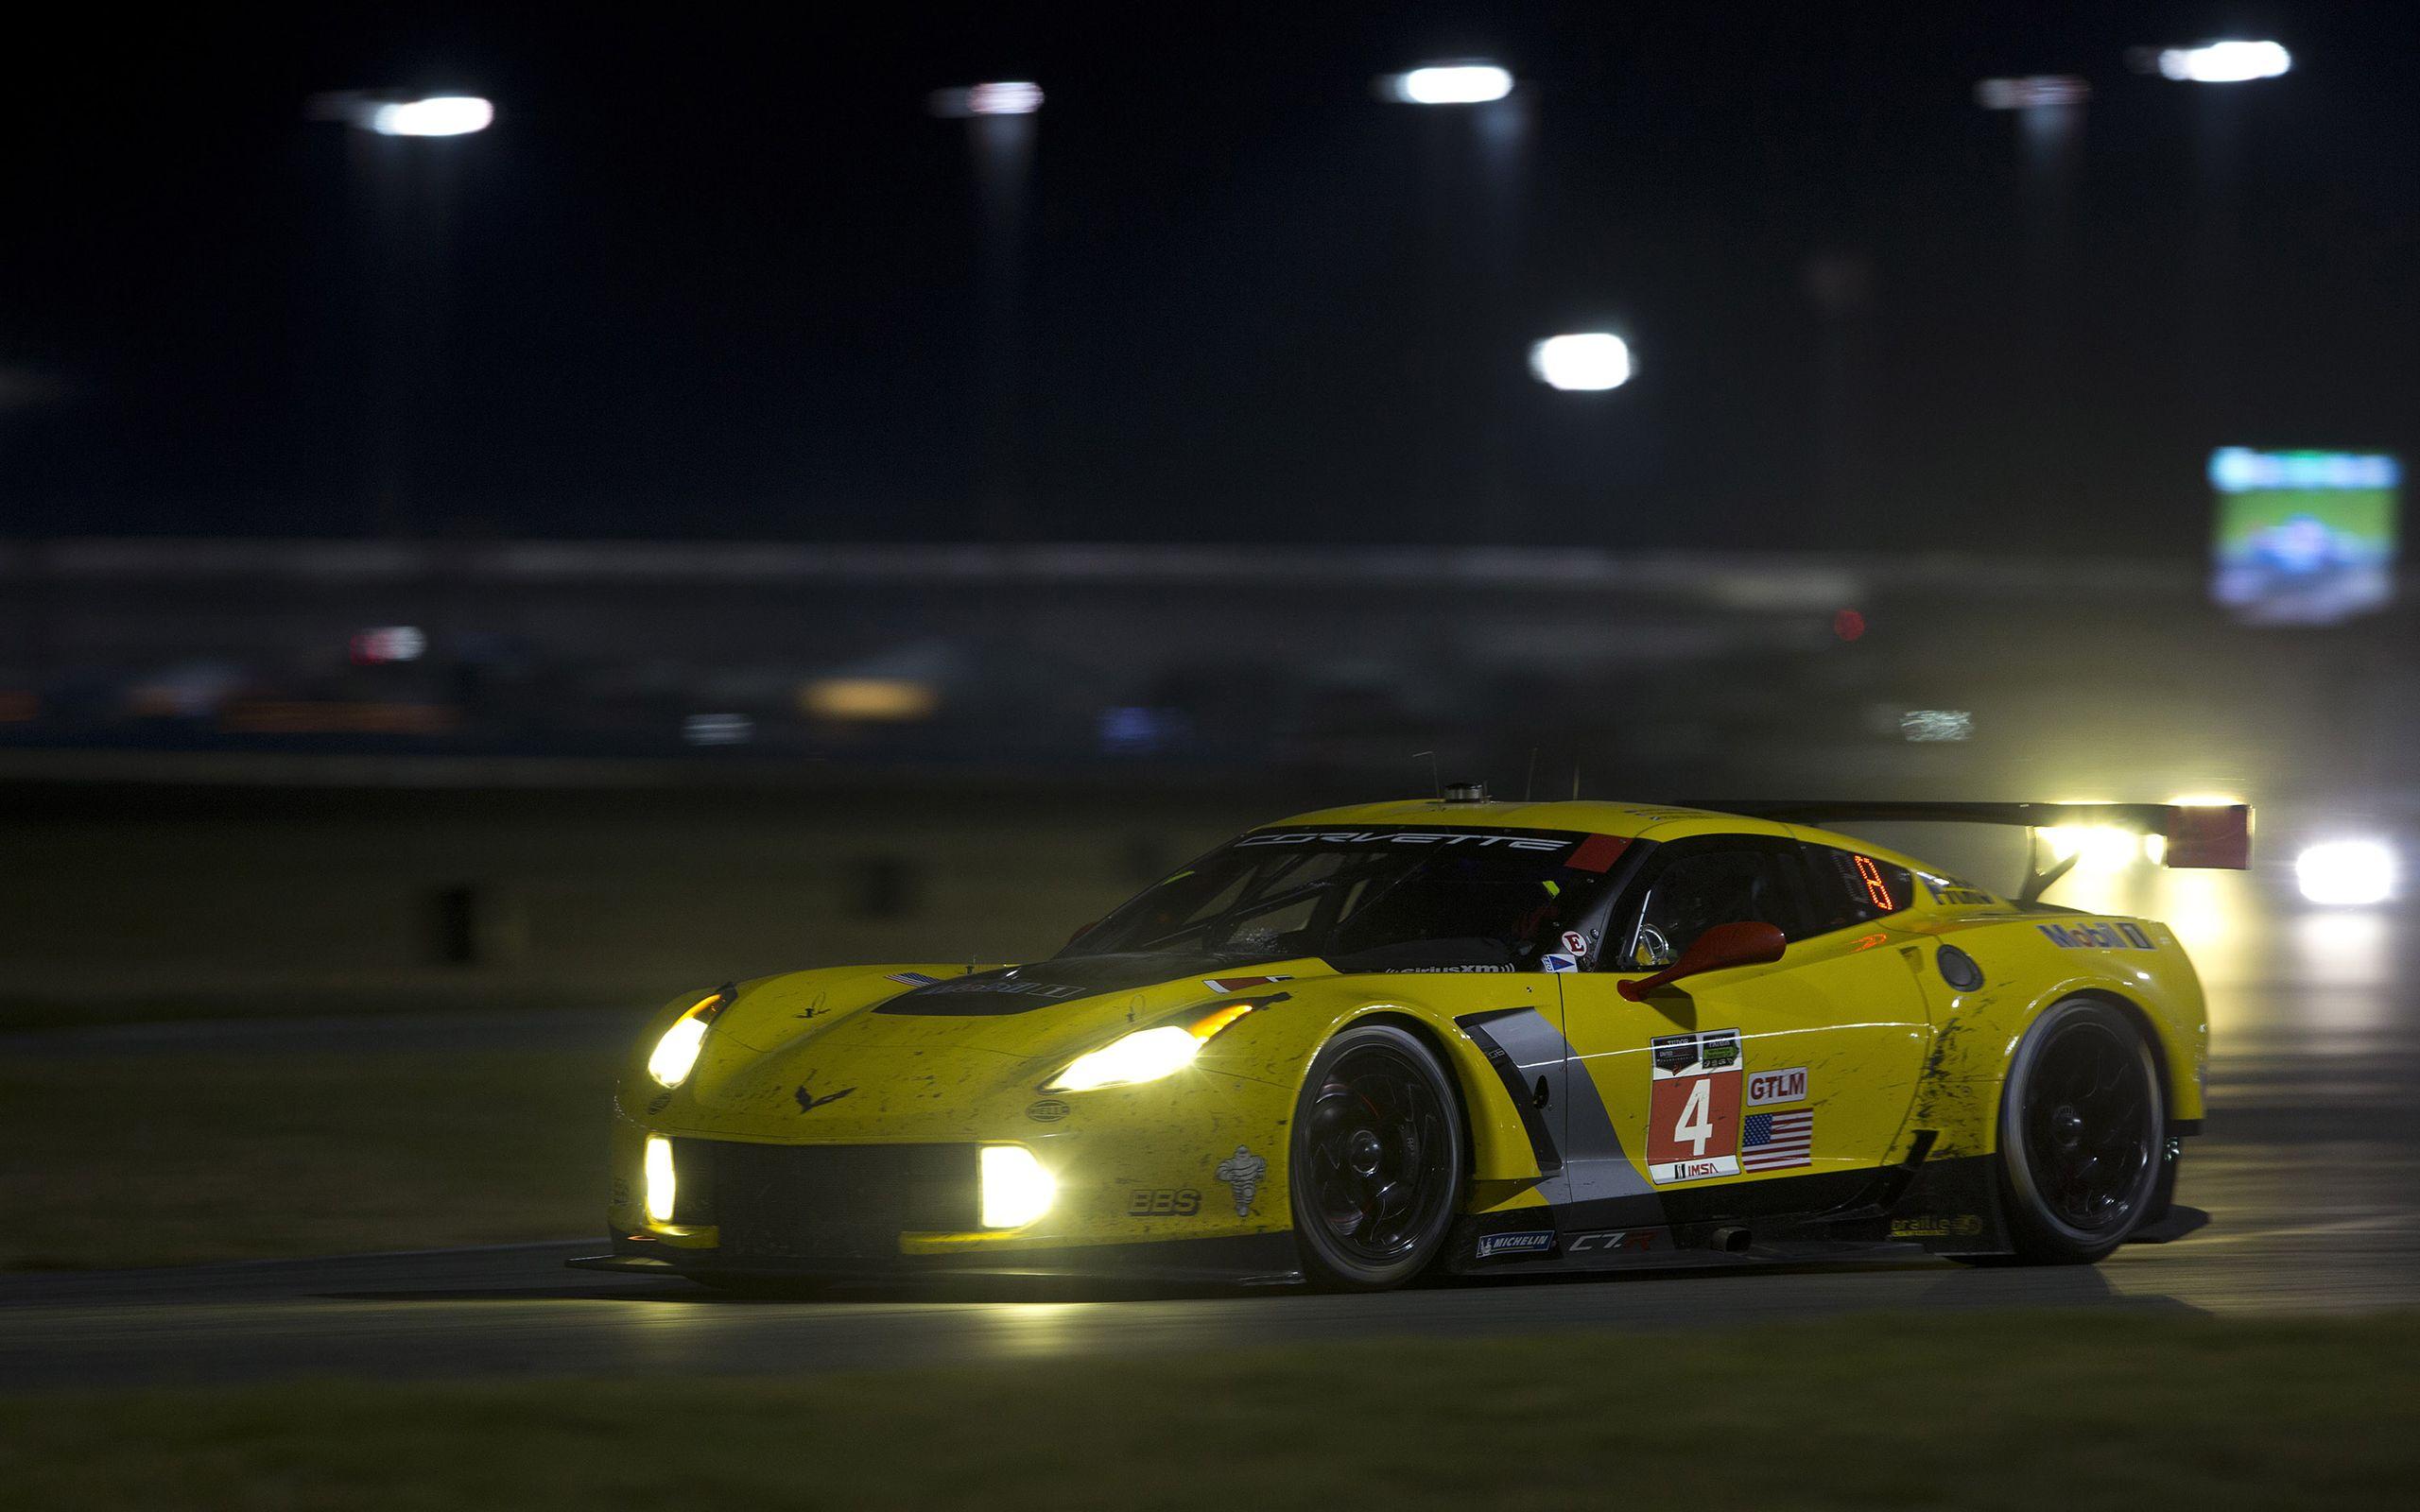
[644,1135,678,1223]
[2296,839,2396,906]
[1041,1001,1261,1093]
[979,1145,1056,1228]
[1046,1025,1201,1092]
[647,985,735,1089]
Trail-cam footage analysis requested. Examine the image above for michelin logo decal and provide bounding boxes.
[1476,1230,1556,1259]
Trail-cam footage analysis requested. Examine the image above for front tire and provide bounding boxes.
[1288,1023,1467,1291]
[1993,997,2165,1264]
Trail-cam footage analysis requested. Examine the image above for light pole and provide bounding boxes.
[307,91,493,539]
[2133,40,2292,434]
[1377,60,1530,535]
[1978,75,2088,510]
[932,82,1043,541]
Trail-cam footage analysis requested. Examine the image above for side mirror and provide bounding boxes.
[1617,920,1788,1001]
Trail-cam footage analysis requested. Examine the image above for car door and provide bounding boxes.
[1555,834,1931,1216]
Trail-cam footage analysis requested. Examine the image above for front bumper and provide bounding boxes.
[595,1132,1302,1283]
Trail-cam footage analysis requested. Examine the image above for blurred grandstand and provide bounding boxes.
[8,537,2410,803]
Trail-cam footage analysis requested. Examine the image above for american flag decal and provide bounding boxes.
[886,971,939,987]
[1740,1109,1813,1171]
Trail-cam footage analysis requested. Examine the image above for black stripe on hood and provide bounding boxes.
[874,953,1236,1016]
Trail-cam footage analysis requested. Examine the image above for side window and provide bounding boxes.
[1798,845,1914,933]
[1616,839,1812,969]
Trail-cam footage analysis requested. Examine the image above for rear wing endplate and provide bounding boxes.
[1678,799,2252,904]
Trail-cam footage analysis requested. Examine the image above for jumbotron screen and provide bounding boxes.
[2208,447,2399,626]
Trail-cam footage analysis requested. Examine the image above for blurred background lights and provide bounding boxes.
[931,81,1044,116]
[2295,840,2396,906]
[1899,709,1973,742]
[349,626,425,663]
[367,94,493,136]
[1384,63,1514,105]
[801,677,941,722]
[1528,333,1632,391]
[2040,824,2141,872]
[2156,41,2291,83]
[966,80,1044,115]
[1974,75,2089,110]
[682,713,754,747]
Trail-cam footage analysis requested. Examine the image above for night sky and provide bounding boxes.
[5,2,2414,553]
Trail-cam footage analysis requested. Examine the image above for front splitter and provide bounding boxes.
[569,1230,1304,1287]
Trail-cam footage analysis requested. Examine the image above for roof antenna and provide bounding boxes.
[1524,748,1539,803]
[1411,750,1438,799]
[1570,759,1582,801]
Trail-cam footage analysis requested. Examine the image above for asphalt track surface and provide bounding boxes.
[8,907,2417,1390]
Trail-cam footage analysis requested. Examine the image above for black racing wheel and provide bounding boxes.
[1288,1023,1467,1290]
[1993,997,2165,1264]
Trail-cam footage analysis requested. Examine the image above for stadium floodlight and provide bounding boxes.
[2154,41,2290,83]
[929,81,1044,117]
[368,94,494,136]
[1380,62,1514,105]
[306,91,496,136]
[1528,333,1633,392]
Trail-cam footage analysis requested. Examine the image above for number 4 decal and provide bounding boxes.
[1646,1029,1743,1183]
[1672,1077,1714,1156]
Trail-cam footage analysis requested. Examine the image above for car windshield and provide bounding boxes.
[1062,826,1622,971]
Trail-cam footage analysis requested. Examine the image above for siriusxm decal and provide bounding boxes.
[1475,1229,1555,1260]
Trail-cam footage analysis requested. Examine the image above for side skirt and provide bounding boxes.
[1443,1149,2014,1275]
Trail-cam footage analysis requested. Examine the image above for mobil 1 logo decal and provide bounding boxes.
[1646,1028,1743,1183]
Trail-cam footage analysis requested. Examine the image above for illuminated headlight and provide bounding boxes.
[644,1135,678,1224]
[979,1145,1055,1228]
[1044,1025,1201,1092]
[647,988,732,1089]
[1041,1002,1258,1094]
[2296,840,2396,906]
[647,1016,710,1088]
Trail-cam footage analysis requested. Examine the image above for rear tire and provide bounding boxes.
[1288,1023,1467,1291]
[1993,997,2165,1264]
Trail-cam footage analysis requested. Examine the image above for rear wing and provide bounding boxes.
[1678,799,2252,903]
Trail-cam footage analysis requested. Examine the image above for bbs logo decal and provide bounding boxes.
[1127,1189,1201,1217]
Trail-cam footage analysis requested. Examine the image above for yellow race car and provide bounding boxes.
[573,790,2249,1290]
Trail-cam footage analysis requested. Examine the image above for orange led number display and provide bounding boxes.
[1853,854,1894,912]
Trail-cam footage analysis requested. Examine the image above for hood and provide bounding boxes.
[658,953,1333,1141]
